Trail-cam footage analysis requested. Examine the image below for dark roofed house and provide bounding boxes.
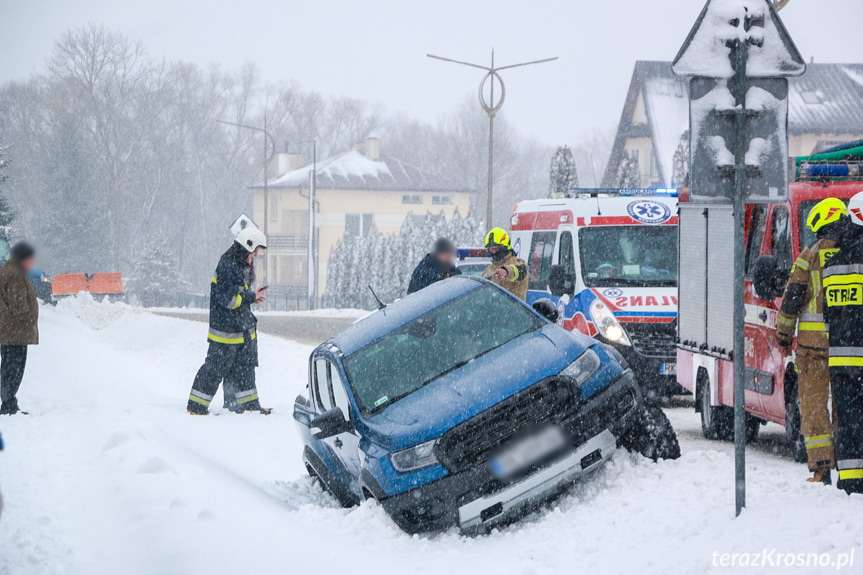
[602,61,863,188]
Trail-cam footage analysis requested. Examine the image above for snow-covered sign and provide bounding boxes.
[672,0,805,202]
[230,213,258,237]
[672,0,805,79]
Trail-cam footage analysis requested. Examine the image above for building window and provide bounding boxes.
[432,195,452,205]
[269,195,279,222]
[402,194,422,204]
[346,213,375,237]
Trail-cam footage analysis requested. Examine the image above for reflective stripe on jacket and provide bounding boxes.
[777,238,837,350]
[484,252,528,301]
[208,247,257,343]
[823,246,863,369]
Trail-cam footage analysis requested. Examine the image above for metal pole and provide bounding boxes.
[216,118,275,292]
[426,51,557,229]
[307,140,316,310]
[263,115,269,295]
[732,38,748,517]
[487,51,495,227]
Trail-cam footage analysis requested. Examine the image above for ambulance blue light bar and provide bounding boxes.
[457,248,486,259]
[564,187,678,198]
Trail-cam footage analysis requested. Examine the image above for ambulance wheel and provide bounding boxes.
[698,371,733,441]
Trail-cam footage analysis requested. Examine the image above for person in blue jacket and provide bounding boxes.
[187,228,270,415]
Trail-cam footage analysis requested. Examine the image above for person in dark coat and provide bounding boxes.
[407,238,461,294]
[187,228,270,415]
[0,242,39,415]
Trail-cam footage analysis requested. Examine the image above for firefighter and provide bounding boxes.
[187,228,271,415]
[823,191,863,495]
[483,227,528,300]
[777,198,847,484]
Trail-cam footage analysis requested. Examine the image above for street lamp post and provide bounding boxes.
[427,51,557,228]
[217,118,276,291]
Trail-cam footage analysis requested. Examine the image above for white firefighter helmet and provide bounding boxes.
[235,227,268,252]
[849,191,863,227]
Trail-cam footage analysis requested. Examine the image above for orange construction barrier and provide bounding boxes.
[52,273,124,296]
[88,273,124,295]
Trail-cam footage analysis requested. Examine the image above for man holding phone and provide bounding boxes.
[187,227,271,415]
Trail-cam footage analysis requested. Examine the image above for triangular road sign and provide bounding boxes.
[673,0,805,78]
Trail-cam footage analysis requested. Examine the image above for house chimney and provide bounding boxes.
[276,153,306,177]
[359,137,381,161]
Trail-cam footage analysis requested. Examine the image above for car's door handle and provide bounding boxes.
[759,311,768,322]
[334,438,343,449]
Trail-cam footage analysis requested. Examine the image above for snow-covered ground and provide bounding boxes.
[1,298,862,575]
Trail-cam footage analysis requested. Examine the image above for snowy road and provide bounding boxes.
[1,298,862,575]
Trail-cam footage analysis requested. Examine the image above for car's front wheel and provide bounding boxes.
[619,405,681,461]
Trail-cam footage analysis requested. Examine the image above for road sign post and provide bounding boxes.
[673,0,805,517]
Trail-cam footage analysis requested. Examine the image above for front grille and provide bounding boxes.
[626,322,677,359]
[435,379,576,473]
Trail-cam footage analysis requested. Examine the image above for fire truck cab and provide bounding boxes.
[509,189,680,398]
[676,179,863,455]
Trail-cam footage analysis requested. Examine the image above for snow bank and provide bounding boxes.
[1,303,862,575]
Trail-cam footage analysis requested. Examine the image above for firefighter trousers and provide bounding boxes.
[187,335,260,413]
[796,349,835,470]
[832,368,863,494]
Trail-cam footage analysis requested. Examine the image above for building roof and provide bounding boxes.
[259,148,470,193]
[602,61,863,187]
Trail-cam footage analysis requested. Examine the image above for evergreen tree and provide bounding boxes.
[672,139,690,189]
[615,152,641,188]
[548,145,578,197]
[0,147,15,226]
[128,235,190,307]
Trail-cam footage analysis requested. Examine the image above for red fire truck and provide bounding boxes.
[676,178,863,458]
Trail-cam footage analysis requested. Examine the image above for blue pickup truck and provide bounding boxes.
[293,276,678,534]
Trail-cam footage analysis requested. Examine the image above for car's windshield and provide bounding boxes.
[343,285,543,413]
[579,225,678,287]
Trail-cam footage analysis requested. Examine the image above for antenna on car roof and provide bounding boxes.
[368,285,387,310]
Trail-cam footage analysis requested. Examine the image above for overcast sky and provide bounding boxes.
[1,0,859,146]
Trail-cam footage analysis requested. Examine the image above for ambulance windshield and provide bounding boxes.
[579,226,677,287]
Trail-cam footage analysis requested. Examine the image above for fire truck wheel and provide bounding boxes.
[620,405,681,461]
[745,415,762,443]
[697,371,734,441]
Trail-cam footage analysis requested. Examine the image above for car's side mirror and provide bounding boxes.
[548,265,575,297]
[753,255,789,301]
[532,298,560,323]
[311,407,352,439]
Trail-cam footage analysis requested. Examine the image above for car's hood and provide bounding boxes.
[358,324,593,451]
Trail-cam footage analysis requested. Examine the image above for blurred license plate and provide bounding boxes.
[489,426,568,480]
[660,362,676,375]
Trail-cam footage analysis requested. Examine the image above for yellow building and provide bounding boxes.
[603,61,863,188]
[252,138,472,308]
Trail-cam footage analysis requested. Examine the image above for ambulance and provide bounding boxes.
[509,189,680,397]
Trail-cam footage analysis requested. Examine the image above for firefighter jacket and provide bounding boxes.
[208,245,258,345]
[484,252,528,301]
[823,240,863,370]
[776,238,838,350]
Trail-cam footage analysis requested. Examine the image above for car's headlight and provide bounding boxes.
[391,439,439,472]
[559,349,601,386]
[589,298,631,346]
